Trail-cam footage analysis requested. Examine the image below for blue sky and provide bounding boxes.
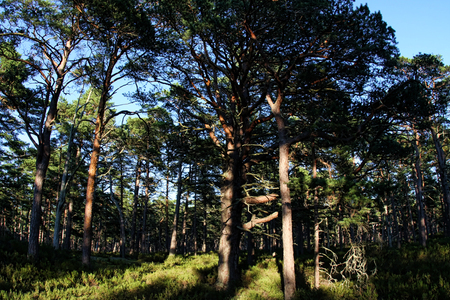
[354,0,450,64]
[114,1,450,113]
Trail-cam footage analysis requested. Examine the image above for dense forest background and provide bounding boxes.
[1,0,450,299]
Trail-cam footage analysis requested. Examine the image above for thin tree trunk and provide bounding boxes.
[413,129,427,247]
[246,211,254,266]
[62,199,73,250]
[431,127,450,236]
[165,174,170,252]
[182,195,188,255]
[193,184,198,255]
[312,147,320,289]
[390,193,401,248]
[203,199,208,253]
[130,159,142,255]
[141,162,150,254]
[54,91,90,249]
[108,172,126,258]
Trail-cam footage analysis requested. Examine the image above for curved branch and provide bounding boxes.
[242,212,279,230]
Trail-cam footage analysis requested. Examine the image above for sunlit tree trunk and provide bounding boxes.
[182,194,188,255]
[82,55,116,266]
[169,160,183,256]
[312,146,320,289]
[267,93,296,299]
[216,146,243,290]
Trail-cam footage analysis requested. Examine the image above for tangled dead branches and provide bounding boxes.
[322,242,377,287]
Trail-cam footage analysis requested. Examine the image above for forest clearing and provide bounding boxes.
[1,0,450,299]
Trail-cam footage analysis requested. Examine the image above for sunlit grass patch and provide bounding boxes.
[236,258,283,300]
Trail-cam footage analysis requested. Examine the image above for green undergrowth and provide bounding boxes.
[1,235,450,299]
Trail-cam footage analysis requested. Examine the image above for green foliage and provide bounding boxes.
[2,238,450,299]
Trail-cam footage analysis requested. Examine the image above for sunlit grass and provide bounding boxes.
[2,236,450,299]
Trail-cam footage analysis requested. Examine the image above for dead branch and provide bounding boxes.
[242,212,279,230]
[243,193,278,204]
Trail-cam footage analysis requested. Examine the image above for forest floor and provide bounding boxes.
[1,236,450,299]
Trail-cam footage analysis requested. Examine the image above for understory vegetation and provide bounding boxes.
[1,235,450,300]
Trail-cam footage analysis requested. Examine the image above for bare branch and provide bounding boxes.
[243,193,278,205]
[242,212,279,230]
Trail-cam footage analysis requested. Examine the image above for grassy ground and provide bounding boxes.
[1,236,450,299]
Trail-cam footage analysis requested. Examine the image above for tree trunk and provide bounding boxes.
[27,40,70,260]
[108,172,126,258]
[312,148,320,289]
[81,45,121,266]
[431,127,450,236]
[413,129,427,247]
[28,115,55,259]
[182,195,188,255]
[216,142,243,290]
[53,117,77,249]
[141,162,151,254]
[130,159,142,255]
[193,185,198,255]
[390,193,401,248]
[165,174,170,252]
[82,84,109,266]
[267,94,296,299]
[62,199,73,250]
[203,199,208,253]
[246,211,254,266]
[169,160,183,256]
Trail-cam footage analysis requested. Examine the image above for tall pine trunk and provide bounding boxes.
[216,148,243,290]
[28,56,69,260]
[267,93,296,299]
[81,45,121,266]
[169,160,183,256]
